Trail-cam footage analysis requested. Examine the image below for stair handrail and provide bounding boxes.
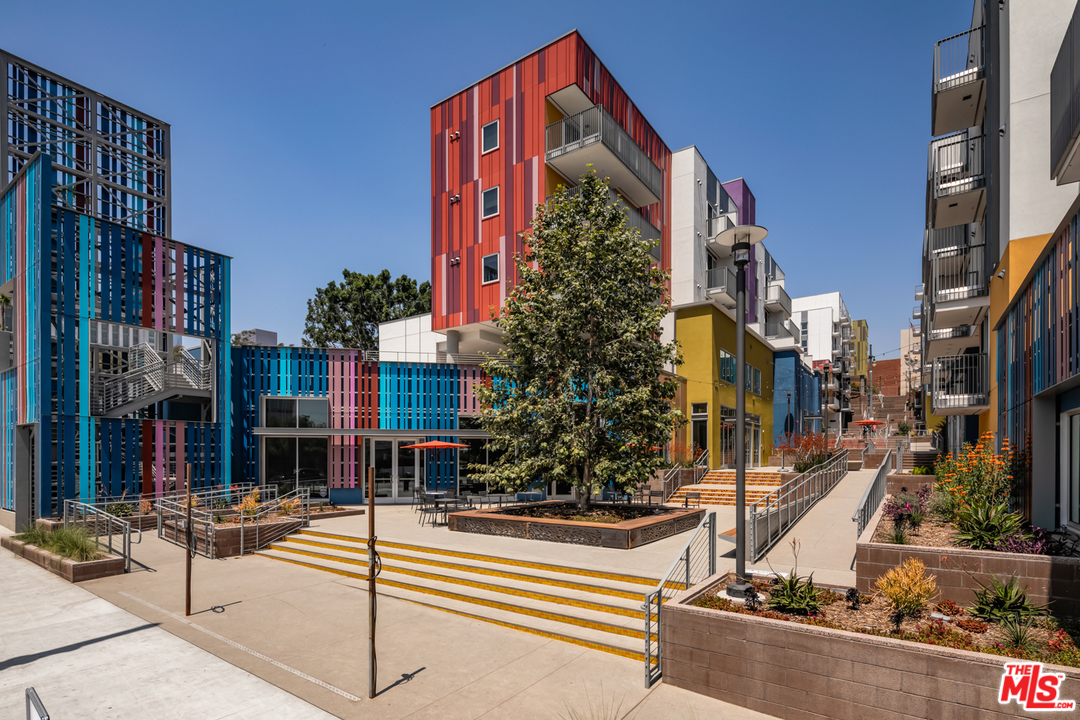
[661,465,682,503]
[64,499,142,572]
[238,487,311,556]
[852,449,894,538]
[644,510,716,687]
[692,449,710,484]
[168,346,211,390]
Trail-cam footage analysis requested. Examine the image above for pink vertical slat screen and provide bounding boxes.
[174,242,185,335]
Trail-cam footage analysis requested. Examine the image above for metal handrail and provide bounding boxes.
[748,449,849,563]
[931,353,989,411]
[661,465,682,503]
[852,449,893,538]
[644,510,716,687]
[545,104,663,203]
[238,488,311,556]
[933,132,985,199]
[63,499,142,572]
[930,242,987,303]
[933,25,985,93]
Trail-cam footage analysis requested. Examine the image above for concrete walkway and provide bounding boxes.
[746,467,878,587]
[0,527,333,720]
[36,509,771,720]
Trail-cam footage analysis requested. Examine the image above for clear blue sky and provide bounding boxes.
[1,0,974,356]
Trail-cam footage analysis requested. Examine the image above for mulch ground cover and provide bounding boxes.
[872,517,960,548]
[499,503,666,524]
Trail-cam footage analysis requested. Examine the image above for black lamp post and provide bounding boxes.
[716,224,767,598]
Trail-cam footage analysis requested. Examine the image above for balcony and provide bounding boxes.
[931,353,990,415]
[928,225,971,256]
[546,104,662,209]
[1052,3,1080,184]
[706,266,737,308]
[930,132,985,229]
[548,186,661,261]
[925,322,978,361]
[764,283,791,316]
[932,26,986,137]
[928,242,988,326]
[765,318,800,348]
[913,305,922,319]
[705,212,739,257]
[915,283,925,301]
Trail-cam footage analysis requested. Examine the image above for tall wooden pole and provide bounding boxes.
[367,465,376,699]
[184,462,192,617]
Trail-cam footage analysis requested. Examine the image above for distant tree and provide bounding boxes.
[232,330,256,346]
[472,170,684,510]
[302,269,431,350]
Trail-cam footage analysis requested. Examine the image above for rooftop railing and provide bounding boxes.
[545,105,663,203]
[1052,4,1080,179]
[934,26,984,94]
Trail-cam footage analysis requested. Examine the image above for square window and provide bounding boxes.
[482,253,499,284]
[482,120,499,154]
[482,186,499,219]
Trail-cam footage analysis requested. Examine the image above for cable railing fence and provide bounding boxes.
[748,449,849,564]
[644,510,716,687]
[852,449,893,539]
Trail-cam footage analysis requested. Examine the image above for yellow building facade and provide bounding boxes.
[675,305,775,469]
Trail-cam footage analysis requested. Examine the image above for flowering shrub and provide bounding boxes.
[875,558,939,619]
[139,500,153,515]
[774,432,828,473]
[934,432,1013,517]
[235,487,261,518]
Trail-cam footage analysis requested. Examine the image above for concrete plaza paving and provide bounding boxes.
[27,507,770,720]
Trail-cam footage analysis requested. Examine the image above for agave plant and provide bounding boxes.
[954,502,1027,550]
[968,575,1046,621]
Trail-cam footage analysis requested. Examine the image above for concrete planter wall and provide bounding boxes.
[856,508,1080,617]
[662,576,1080,719]
[1,536,124,582]
[886,473,935,496]
[210,518,305,558]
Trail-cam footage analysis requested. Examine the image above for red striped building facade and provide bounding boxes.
[430,31,671,342]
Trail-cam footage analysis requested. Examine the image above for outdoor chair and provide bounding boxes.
[418,498,440,527]
[648,489,664,506]
[684,491,701,508]
[412,488,425,512]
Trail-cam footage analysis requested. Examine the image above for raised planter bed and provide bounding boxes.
[448,501,703,549]
[1,535,124,582]
[886,472,935,496]
[856,506,1080,618]
[662,573,1080,719]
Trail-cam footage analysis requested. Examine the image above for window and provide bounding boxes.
[262,397,329,429]
[482,253,499,284]
[719,349,735,384]
[691,403,708,416]
[745,363,753,391]
[482,186,499,219]
[482,120,499,154]
[754,368,762,395]
[265,437,328,499]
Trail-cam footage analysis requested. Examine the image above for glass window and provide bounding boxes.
[298,398,329,428]
[719,349,735,384]
[298,438,328,499]
[691,403,708,416]
[265,398,296,428]
[482,120,499,153]
[745,363,753,391]
[482,253,499,284]
[265,437,296,497]
[482,187,499,219]
[754,368,762,395]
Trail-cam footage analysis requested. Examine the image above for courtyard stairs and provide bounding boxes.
[255,529,671,663]
[666,469,782,507]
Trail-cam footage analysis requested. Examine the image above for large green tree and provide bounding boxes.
[302,269,431,350]
[473,170,683,509]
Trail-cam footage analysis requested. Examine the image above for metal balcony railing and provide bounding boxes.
[547,186,661,260]
[929,325,974,341]
[706,266,737,307]
[706,212,737,239]
[765,321,792,340]
[915,283,925,301]
[934,26,985,94]
[929,225,970,255]
[933,132,985,199]
[913,305,922,319]
[930,243,987,303]
[931,353,989,411]
[764,283,791,316]
[1052,4,1080,179]
[92,343,212,416]
[545,105,663,203]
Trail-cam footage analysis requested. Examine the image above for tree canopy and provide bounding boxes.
[302,269,431,350]
[472,170,684,509]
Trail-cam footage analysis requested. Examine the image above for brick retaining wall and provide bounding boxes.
[662,577,1080,719]
[2,536,124,582]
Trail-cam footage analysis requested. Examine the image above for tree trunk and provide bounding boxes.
[578,465,592,511]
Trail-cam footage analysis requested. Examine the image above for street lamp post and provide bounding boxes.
[716,224,767,599]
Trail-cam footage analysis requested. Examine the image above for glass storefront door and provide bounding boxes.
[363,437,424,503]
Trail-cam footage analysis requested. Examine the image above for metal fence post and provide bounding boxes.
[709,512,717,576]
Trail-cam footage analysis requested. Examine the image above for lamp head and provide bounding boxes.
[715,225,768,269]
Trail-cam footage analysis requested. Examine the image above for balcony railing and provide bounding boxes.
[706,266,737,308]
[929,225,970,255]
[913,305,922,319]
[933,132,985,199]
[1052,3,1080,181]
[934,26,985,93]
[547,186,661,260]
[931,353,989,412]
[765,321,792,340]
[915,283,925,301]
[706,213,737,239]
[764,283,791,316]
[929,242,987,303]
[545,104,663,206]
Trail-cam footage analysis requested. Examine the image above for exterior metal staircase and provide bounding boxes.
[92,343,211,417]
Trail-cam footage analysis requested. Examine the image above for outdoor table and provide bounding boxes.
[426,491,447,499]
[486,494,515,507]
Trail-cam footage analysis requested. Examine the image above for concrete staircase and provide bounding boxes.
[667,469,783,507]
[255,529,671,662]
